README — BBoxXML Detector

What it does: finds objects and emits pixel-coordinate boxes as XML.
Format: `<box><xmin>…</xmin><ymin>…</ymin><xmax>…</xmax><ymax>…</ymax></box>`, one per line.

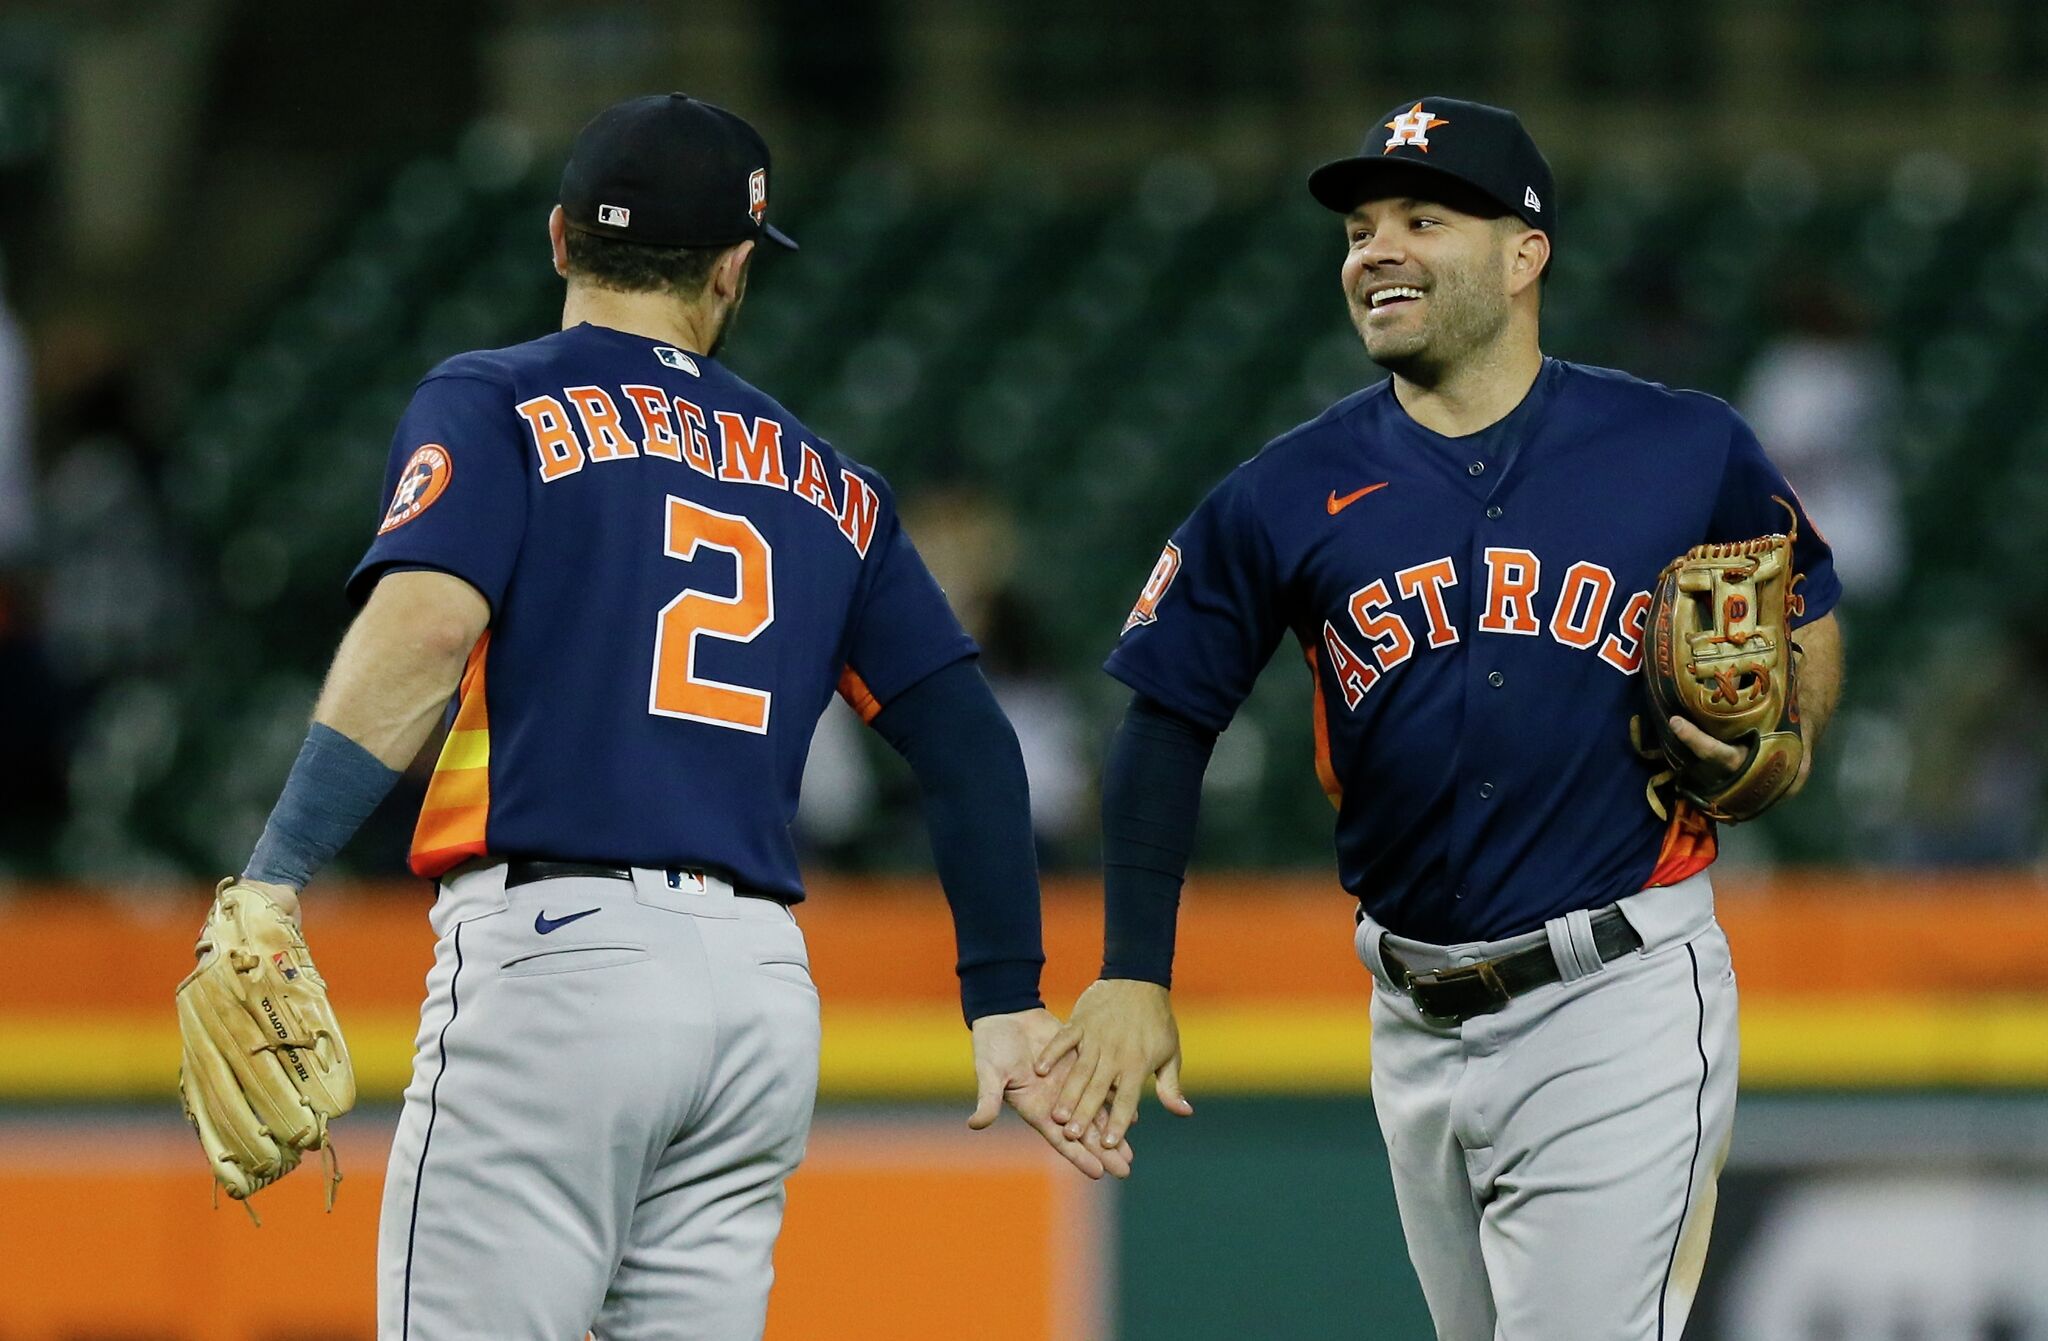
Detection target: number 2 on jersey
<box><xmin>650</xmin><ymin>496</ymin><xmax>774</xmax><ymax>732</ymax></box>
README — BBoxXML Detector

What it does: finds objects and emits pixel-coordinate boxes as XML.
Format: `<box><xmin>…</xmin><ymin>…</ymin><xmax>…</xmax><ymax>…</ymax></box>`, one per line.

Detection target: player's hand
<box><xmin>1664</xmin><ymin>716</ymin><xmax>1744</xmax><ymax>779</ymax></box>
<box><xmin>237</xmin><ymin>879</ymin><xmax>303</xmax><ymax>928</ymax></box>
<box><xmin>1034</xmin><ymin>978</ymin><xmax>1192</xmax><ymax>1153</ymax></box>
<box><xmin>969</xmin><ymin>1008</ymin><xmax>1133</xmax><ymax>1181</ymax></box>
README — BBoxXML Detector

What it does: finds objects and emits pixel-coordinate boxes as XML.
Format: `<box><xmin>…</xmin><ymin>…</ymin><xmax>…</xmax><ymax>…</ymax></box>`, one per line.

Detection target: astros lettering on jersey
<box><xmin>1107</xmin><ymin>358</ymin><xmax>1840</xmax><ymax>945</ymax></box>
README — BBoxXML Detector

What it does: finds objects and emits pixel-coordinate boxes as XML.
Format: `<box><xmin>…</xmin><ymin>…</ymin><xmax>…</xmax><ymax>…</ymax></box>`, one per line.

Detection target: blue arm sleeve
<box><xmin>243</xmin><ymin>723</ymin><xmax>403</xmax><ymax>889</ymax></box>
<box><xmin>869</xmin><ymin>659</ymin><xmax>1046</xmax><ymax>1025</ymax></box>
<box><xmin>1099</xmin><ymin>693</ymin><xmax>1218</xmax><ymax>987</ymax></box>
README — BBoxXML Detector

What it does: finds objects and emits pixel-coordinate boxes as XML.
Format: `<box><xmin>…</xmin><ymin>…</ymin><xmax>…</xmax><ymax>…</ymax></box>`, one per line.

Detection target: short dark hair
<box><xmin>563</xmin><ymin>228</ymin><xmax>730</xmax><ymax>299</ymax></box>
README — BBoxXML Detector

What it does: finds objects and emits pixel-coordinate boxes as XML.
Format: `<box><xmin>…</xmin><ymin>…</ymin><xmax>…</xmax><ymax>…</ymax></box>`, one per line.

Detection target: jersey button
<box><xmin>1486</xmin><ymin>505</ymin><xmax>1503</xmax><ymax>519</ymax></box>
<box><xmin>1468</xmin><ymin>461</ymin><xmax>1485</xmax><ymax>476</ymax></box>
<box><xmin>1487</xmin><ymin>670</ymin><xmax>1505</xmax><ymax>687</ymax></box>
<box><xmin>1478</xmin><ymin>782</ymin><xmax>1495</xmax><ymax>799</ymax></box>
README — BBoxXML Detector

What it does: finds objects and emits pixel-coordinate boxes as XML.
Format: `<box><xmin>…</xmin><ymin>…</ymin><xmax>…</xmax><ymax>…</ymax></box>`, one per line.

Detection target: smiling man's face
<box><xmin>1341</xmin><ymin>195</ymin><xmax>1530</xmax><ymax>383</ymax></box>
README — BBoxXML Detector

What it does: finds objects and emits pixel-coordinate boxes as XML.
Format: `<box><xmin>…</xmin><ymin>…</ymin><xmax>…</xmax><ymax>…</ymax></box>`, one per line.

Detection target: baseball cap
<box><xmin>560</xmin><ymin>93</ymin><xmax>798</xmax><ymax>252</ymax></box>
<box><xmin>1308</xmin><ymin>96</ymin><xmax>1555</xmax><ymax>242</ymax></box>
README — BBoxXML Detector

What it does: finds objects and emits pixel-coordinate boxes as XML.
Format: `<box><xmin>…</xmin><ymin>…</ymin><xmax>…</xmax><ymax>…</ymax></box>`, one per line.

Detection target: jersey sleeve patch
<box><xmin>1122</xmin><ymin>540</ymin><xmax>1183</xmax><ymax>634</ymax></box>
<box><xmin>378</xmin><ymin>444</ymin><xmax>454</xmax><ymax>534</ymax></box>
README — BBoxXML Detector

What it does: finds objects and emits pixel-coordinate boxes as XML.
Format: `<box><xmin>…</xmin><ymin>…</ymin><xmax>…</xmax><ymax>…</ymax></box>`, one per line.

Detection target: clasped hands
<box><xmin>969</xmin><ymin>979</ymin><xmax>1192</xmax><ymax>1181</ymax></box>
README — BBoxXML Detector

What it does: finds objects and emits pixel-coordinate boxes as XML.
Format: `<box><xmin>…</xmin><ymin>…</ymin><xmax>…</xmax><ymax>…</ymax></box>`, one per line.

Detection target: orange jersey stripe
<box><xmin>1644</xmin><ymin>800</ymin><xmax>1717</xmax><ymax>889</ymax></box>
<box><xmin>838</xmin><ymin>666</ymin><xmax>882</xmax><ymax>725</ymax></box>
<box><xmin>410</xmin><ymin>634</ymin><xmax>492</xmax><ymax>878</ymax></box>
<box><xmin>1299</xmin><ymin>641</ymin><xmax>1343</xmax><ymax>809</ymax></box>
<box><xmin>421</xmin><ymin>765</ymin><xmax>489</xmax><ymax>810</ymax></box>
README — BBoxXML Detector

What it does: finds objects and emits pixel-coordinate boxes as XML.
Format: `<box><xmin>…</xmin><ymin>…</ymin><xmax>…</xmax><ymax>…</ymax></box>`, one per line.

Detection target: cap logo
<box><xmin>1383</xmin><ymin>102</ymin><xmax>1449</xmax><ymax>154</ymax></box>
<box><xmin>748</xmin><ymin>168</ymin><xmax>767</xmax><ymax>225</ymax></box>
<box><xmin>1524</xmin><ymin>185</ymin><xmax>1541</xmax><ymax>212</ymax></box>
<box><xmin>598</xmin><ymin>204</ymin><xmax>631</xmax><ymax>228</ymax></box>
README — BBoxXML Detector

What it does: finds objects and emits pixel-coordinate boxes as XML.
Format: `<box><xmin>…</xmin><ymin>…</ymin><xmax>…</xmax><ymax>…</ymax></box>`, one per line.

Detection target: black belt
<box><xmin>1379</xmin><ymin>907</ymin><xmax>1642</xmax><ymax>1024</ymax></box>
<box><xmin>503</xmin><ymin>859</ymin><xmax>789</xmax><ymax>904</ymax></box>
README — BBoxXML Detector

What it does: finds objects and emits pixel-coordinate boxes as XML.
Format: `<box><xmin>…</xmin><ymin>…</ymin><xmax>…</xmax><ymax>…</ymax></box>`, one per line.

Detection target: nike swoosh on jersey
<box><xmin>534</xmin><ymin>907</ymin><xmax>602</xmax><ymax>934</ymax></box>
<box><xmin>1327</xmin><ymin>482</ymin><xmax>1391</xmax><ymax>514</ymax></box>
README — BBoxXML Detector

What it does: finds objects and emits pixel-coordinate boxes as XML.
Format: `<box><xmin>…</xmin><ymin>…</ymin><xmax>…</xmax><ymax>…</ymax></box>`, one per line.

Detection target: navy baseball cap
<box><xmin>560</xmin><ymin>94</ymin><xmax>798</xmax><ymax>252</ymax></box>
<box><xmin>1308</xmin><ymin>96</ymin><xmax>1555</xmax><ymax>241</ymax></box>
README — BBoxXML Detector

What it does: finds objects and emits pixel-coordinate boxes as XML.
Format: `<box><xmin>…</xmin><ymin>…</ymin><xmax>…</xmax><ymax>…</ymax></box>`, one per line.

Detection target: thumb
<box><xmin>967</xmin><ymin>1065</ymin><xmax>1004</xmax><ymax>1131</ymax></box>
<box><xmin>1155</xmin><ymin>1053</ymin><xmax>1194</xmax><ymax>1116</ymax></box>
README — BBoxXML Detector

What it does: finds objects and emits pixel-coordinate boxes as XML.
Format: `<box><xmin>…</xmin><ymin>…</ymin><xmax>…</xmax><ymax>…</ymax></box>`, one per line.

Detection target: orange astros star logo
<box><xmin>379</xmin><ymin>443</ymin><xmax>453</xmax><ymax>534</ymax></box>
<box><xmin>1384</xmin><ymin>103</ymin><xmax>1449</xmax><ymax>154</ymax></box>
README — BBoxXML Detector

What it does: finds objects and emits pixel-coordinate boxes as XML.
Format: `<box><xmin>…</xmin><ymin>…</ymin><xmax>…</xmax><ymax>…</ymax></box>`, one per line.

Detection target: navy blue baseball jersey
<box><xmin>1106</xmin><ymin>358</ymin><xmax>1840</xmax><ymax>943</ymax></box>
<box><xmin>348</xmin><ymin>322</ymin><xmax>976</xmax><ymax>893</ymax></box>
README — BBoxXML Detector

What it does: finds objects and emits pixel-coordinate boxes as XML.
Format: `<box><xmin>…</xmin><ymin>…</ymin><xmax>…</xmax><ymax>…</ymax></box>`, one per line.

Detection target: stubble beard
<box><xmin>1354</xmin><ymin>254</ymin><xmax>1511</xmax><ymax>389</ymax></box>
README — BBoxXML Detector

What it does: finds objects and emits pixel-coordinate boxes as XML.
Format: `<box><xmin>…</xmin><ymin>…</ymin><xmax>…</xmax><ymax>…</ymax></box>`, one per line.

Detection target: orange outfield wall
<box><xmin>3</xmin><ymin>870</ymin><xmax>2047</xmax><ymax>1101</ymax></box>
<box><xmin>0</xmin><ymin>1117</ymin><xmax>1108</xmax><ymax>1341</ymax></box>
<box><xmin>4</xmin><ymin>870</ymin><xmax>2047</xmax><ymax>1015</ymax></box>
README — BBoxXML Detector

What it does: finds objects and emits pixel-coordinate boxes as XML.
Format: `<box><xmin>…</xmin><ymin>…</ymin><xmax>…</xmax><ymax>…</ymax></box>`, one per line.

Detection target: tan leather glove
<box><xmin>1636</xmin><ymin>523</ymin><xmax>1805</xmax><ymax>823</ymax></box>
<box><xmin>175</xmin><ymin>879</ymin><xmax>355</xmax><ymax>1210</ymax></box>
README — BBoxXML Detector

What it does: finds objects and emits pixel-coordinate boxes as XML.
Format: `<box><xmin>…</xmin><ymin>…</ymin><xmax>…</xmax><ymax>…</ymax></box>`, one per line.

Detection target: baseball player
<box><xmin>175</xmin><ymin>94</ymin><xmax>1129</xmax><ymax>1341</ymax></box>
<box><xmin>1038</xmin><ymin>97</ymin><xmax>1844</xmax><ymax>1338</ymax></box>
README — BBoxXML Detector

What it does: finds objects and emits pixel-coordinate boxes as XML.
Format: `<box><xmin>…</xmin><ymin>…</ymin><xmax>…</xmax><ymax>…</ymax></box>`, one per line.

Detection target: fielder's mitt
<box><xmin>1634</xmin><ymin>513</ymin><xmax>1805</xmax><ymax>824</ymax></box>
<box><xmin>176</xmin><ymin>879</ymin><xmax>355</xmax><ymax>1212</ymax></box>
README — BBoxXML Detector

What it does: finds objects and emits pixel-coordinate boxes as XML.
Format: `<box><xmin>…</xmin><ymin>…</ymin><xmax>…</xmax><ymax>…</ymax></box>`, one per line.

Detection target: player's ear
<box><xmin>1507</xmin><ymin>227</ymin><xmax>1549</xmax><ymax>299</ymax></box>
<box><xmin>714</xmin><ymin>240</ymin><xmax>756</xmax><ymax>300</ymax></box>
<box><xmin>548</xmin><ymin>206</ymin><xmax>570</xmax><ymax>280</ymax></box>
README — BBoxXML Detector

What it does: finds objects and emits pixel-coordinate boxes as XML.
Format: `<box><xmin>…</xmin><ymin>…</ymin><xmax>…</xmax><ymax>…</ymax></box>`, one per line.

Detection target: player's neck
<box><xmin>1392</xmin><ymin>334</ymin><xmax>1544</xmax><ymax>439</ymax></box>
<box><xmin>560</xmin><ymin>287</ymin><xmax>719</xmax><ymax>356</ymax></box>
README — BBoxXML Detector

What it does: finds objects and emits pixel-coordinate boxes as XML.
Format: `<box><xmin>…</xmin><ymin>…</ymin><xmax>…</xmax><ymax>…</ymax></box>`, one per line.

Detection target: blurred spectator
<box><xmin>34</xmin><ymin>322</ymin><xmax>195</xmax><ymax>689</ymax></box>
<box><xmin>1737</xmin><ymin>272</ymin><xmax>1905</xmax><ymax>603</ymax></box>
<box><xmin>0</xmin><ymin>268</ymin><xmax>30</xmax><ymax>564</ymax></box>
<box><xmin>901</xmin><ymin>488</ymin><xmax>1092</xmax><ymax>863</ymax></box>
<box><xmin>0</xmin><ymin>270</ymin><xmax>67</xmax><ymax>874</ymax></box>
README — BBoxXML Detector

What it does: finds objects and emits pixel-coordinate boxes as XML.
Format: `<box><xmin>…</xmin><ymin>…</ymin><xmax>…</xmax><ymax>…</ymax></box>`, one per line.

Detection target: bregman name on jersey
<box><xmin>512</xmin><ymin>383</ymin><xmax>880</xmax><ymax>558</ymax></box>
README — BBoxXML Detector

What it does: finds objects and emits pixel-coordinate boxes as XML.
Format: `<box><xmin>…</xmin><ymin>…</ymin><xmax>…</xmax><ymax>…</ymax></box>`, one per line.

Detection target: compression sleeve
<box><xmin>243</xmin><ymin>723</ymin><xmax>403</xmax><ymax>889</ymax></box>
<box><xmin>1099</xmin><ymin>693</ymin><xmax>1218</xmax><ymax>987</ymax></box>
<box><xmin>869</xmin><ymin>659</ymin><xmax>1046</xmax><ymax>1025</ymax></box>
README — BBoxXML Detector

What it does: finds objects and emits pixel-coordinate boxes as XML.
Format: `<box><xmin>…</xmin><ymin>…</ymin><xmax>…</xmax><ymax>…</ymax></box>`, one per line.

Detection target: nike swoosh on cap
<box><xmin>534</xmin><ymin>907</ymin><xmax>602</xmax><ymax>934</ymax></box>
<box><xmin>1327</xmin><ymin>482</ymin><xmax>1391</xmax><ymax>515</ymax></box>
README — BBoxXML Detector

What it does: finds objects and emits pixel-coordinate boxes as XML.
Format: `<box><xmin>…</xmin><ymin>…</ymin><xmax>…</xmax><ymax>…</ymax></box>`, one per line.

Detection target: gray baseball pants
<box><xmin>1356</xmin><ymin>871</ymin><xmax>1737</xmax><ymax>1341</ymax></box>
<box><xmin>376</xmin><ymin>861</ymin><xmax>821</xmax><ymax>1340</ymax></box>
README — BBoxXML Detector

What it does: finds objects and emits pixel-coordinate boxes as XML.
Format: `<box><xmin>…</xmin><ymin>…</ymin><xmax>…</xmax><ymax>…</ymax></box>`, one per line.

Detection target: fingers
<box><xmin>1103</xmin><ymin>1075</ymin><xmax>1143</xmax><ymax>1149</ymax></box>
<box><xmin>1062</xmin><ymin>1059</ymin><xmax>1119</xmax><ymax>1143</ymax></box>
<box><xmin>1668</xmin><ymin>716</ymin><xmax>1744</xmax><ymax>771</ymax></box>
<box><xmin>1051</xmin><ymin>1049</ymin><xmax>1097</xmax><ymax>1128</ymax></box>
<box><xmin>1155</xmin><ymin>1053</ymin><xmax>1194</xmax><ymax>1117</ymax></box>
<box><xmin>1034</xmin><ymin>1022</ymin><xmax>1081</xmax><ymax>1077</ymax></box>
<box><xmin>1016</xmin><ymin>1103</ymin><xmax>1106</xmax><ymax>1179</ymax></box>
<box><xmin>1080</xmin><ymin>1116</ymin><xmax>1134</xmax><ymax>1178</ymax></box>
<box><xmin>966</xmin><ymin>1065</ymin><xmax>1004</xmax><ymax>1131</ymax></box>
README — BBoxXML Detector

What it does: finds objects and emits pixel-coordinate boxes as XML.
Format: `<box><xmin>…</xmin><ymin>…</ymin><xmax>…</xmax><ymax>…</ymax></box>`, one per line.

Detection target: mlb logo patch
<box><xmin>598</xmin><ymin>203</ymin><xmax>631</xmax><ymax>228</ymax></box>
<box><xmin>271</xmin><ymin>951</ymin><xmax>299</xmax><ymax>981</ymax></box>
<box><xmin>654</xmin><ymin>346</ymin><xmax>700</xmax><ymax>375</ymax></box>
<box><xmin>748</xmin><ymin>169</ymin><xmax>767</xmax><ymax>225</ymax></box>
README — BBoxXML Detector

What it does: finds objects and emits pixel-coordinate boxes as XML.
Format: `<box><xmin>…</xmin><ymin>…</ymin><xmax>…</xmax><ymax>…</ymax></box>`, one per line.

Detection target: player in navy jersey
<box><xmin>1038</xmin><ymin>98</ymin><xmax>1844</xmax><ymax>1337</ymax></box>
<box><xmin>220</xmin><ymin>94</ymin><xmax>1127</xmax><ymax>1340</ymax></box>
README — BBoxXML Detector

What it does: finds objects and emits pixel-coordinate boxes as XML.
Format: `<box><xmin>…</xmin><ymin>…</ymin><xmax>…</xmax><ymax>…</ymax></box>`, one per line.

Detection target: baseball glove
<box><xmin>1634</xmin><ymin>513</ymin><xmax>1806</xmax><ymax>824</ymax></box>
<box><xmin>176</xmin><ymin>879</ymin><xmax>355</xmax><ymax>1212</ymax></box>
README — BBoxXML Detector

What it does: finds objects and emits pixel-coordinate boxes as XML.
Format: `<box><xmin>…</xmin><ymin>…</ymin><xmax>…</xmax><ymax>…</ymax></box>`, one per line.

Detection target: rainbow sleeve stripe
<box><xmin>411</xmin><ymin>633</ymin><xmax>492</xmax><ymax>878</ymax></box>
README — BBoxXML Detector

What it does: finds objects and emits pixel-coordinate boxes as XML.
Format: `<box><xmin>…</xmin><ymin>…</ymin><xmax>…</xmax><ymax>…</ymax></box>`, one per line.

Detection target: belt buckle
<box><xmin>1405</xmin><ymin>959</ymin><xmax>1511</xmax><ymax>1024</ymax></box>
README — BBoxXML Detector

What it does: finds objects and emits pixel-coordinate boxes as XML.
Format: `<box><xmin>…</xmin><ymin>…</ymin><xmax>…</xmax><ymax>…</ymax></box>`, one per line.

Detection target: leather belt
<box><xmin>503</xmin><ymin>859</ymin><xmax>789</xmax><ymax>904</ymax></box>
<box><xmin>1379</xmin><ymin>907</ymin><xmax>1642</xmax><ymax>1024</ymax></box>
